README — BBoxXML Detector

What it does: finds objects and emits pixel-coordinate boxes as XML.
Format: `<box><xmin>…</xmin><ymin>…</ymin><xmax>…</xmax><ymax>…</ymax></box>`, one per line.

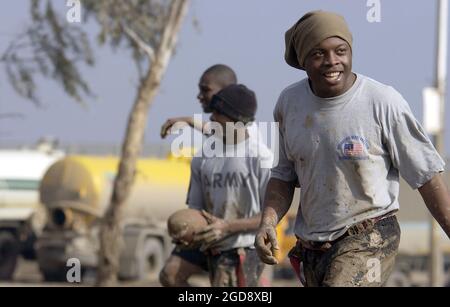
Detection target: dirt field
<box><xmin>0</xmin><ymin>258</ymin><xmax>298</xmax><ymax>287</ymax></box>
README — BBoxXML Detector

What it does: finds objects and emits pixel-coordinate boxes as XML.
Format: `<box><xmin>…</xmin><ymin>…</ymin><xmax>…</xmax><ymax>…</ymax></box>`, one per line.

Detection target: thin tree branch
<box><xmin>155</xmin><ymin>0</ymin><xmax>189</xmax><ymax>67</ymax></box>
<box><xmin>121</xmin><ymin>23</ymin><xmax>155</xmax><ymax>62</ymax></box>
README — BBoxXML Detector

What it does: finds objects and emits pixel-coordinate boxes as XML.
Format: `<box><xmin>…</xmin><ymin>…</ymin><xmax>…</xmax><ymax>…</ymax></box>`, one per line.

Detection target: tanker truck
<box><xmin>0</xmin><ymin>145</ymin><xmax>64</xmax><ymax>280</ymax></box>
<box><xmin>36</xmin><ymin>154</ymin><xmax>191</xmax><ymax>282</ymax></box>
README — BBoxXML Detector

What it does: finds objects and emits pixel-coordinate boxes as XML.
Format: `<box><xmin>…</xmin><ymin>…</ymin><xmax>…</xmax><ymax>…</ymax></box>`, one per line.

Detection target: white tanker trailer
<box><xmin>0</xmin><ymin>147</ymin><xmax>64</xmax><ymax>279</ymax></box>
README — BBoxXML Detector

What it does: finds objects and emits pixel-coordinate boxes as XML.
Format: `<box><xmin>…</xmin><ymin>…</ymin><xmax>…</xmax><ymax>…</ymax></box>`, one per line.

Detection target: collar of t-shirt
<box><xmin>306</xmin><ymin>73</ymin><xmax>363</xmax><ymax>108</ymax></box>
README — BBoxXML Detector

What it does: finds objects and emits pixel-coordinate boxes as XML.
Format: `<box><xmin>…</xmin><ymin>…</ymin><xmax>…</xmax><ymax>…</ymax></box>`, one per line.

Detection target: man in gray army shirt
<box><xmin>159</xmin><ymin>65</ymin><xmax>239</xmax><ymax>287</ymax></box>
<box><xmin>255</xmin><ymin>10</ymin><xmax>450</xmax><ymax>287</ymax></box>
<box><xmin>188</xmin><ymin>84</ymin><xmax>273</xmax><ymax>287</ymax></box>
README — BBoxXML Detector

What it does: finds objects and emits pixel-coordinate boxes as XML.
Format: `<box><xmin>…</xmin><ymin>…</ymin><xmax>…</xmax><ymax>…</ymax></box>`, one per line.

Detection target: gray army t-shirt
<box><xmin>187</xmin><ymin>133</ymin><xmax>273</xmax><ymax>252</ymax></box>
<box><xmin>271</xmin><ymin>74</ymin><xmax>445</xmax><ymax>242</ymax></box>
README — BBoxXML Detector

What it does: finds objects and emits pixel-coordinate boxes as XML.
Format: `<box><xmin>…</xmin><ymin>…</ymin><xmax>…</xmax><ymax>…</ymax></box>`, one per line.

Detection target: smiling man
<box><xmin>254</xmin><ymin>10</ymin><xmax>450</xmax><ymax>287</ymax></box>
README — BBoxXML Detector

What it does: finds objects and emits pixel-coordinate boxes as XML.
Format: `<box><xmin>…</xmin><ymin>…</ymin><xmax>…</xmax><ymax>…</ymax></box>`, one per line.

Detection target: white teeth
<box><xmin>325</xmin><ymin>72</ymin><xmax>340</xmax><ymax>77</ymax></box>
<box><xmin>324</xmin><ymin>72</ymin><xmax>341</xmax><ymax>80</ymax></box>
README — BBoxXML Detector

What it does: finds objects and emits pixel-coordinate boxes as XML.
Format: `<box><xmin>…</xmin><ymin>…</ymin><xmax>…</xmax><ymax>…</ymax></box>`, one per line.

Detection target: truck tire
<box><xmin>0</xmin><ymin>232</ymin><xmax>20</xmax><ymax>280</ymax></box>
<box><xmin>21</xmin><ymin>232</ymin><xmax>37</xmax><ymax>260</ymax></box>
<box><xmin>137</xmin><ymin>238</ymin><xmax>164</xmax><ymax>281</ymax></box>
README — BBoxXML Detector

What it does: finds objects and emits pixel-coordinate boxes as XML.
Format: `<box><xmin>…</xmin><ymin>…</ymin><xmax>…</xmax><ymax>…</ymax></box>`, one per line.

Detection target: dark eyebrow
<box><xmin>312</xmin><ymin>44</ymin><xmax>347</xmax><ymax>53</ymax></box>
<box><xmin>310</xmin><ymin>48</ymin><xmax>324</xmax><ymax>53</ymax></box>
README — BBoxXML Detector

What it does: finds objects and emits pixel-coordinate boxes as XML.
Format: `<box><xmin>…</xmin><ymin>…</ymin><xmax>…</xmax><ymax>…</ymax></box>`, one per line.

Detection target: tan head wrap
<box><xmin>285</xmin><ymin>11</ymin><xmax>353</xmax><ymax>70</ymax></box>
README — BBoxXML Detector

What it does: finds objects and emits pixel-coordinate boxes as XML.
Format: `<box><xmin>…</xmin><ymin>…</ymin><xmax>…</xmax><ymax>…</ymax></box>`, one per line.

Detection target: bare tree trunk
<box><xmin>96</xmin><ymin>0</ymin><xmax>189</xmax><ymax>287</ymax></box>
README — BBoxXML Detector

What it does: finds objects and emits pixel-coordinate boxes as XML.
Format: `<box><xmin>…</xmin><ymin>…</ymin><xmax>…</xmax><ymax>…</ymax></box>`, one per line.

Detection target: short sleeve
<box><xmin>380</xmin><ymin>87</ymin><xmax>445</xmax><ymax>189</ymax></box>
<box><xmin>270</xmin><ymin>94</ymin><xmax>298</xmax><ymax>183</ymax></box>
<box><xmin>186</xmin><ymin>157</ymin><xmax>205</xmax><ymax>209</ymax></box>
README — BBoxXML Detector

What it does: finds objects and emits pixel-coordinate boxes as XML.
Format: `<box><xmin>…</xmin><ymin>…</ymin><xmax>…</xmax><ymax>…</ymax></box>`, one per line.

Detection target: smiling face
<box><xmin>304</xmin><ymin>36</ymin><xmax>356</xmax><ymax>98</ymax></box>
<box><xmin>197</xmin><ymin>73</ymin><xmax>223</xmax><ymax>113</ymax></box>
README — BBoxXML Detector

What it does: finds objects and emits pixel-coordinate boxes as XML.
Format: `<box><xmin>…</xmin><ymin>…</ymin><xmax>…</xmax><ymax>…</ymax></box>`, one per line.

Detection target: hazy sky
<box><xmin>1</xmin><ymin>0</ymin><xmax>449</xmax><ymax>155</ymax></box>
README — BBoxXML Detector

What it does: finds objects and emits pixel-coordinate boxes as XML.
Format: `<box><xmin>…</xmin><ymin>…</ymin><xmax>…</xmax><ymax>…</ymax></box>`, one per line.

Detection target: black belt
<box><xmin>299</xmin><ymin>212</ymin><xmax>397</xmax><ymax>252</ymax></box>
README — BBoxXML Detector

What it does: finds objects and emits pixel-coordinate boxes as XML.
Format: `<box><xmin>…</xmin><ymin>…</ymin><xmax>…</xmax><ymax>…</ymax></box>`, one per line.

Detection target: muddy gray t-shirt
<box><xmin>271</xmin><ymin>74</ymin><xmax>445</xmax><ymax>242</ymax></box>
<box><xmin>187</xmin><ymin>134</ymin><xmax>273</xmax><ymax>251</ymax></box>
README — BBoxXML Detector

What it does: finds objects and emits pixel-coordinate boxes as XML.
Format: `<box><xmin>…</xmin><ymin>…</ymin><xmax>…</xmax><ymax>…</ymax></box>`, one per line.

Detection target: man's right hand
<box><xmin>254</xmin><ymin>224</ymin><xmax>279</xmax><ymax>265</ymax></box>
<box><xmin>160</xmin><ymin>117</ymin><xmax>192</xmax><ymax>138</ymax></box>
<box><xmin>161</xmin><ymin>118</ymin><xmax>180</xmax><ymax>138</ymax></box>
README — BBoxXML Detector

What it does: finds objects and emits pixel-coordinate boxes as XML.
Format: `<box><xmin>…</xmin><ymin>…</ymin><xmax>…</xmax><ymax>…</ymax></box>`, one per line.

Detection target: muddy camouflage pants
<box><xmin>289</xmin><ymin>215</ymin><xmax>401</xmax><ymax>287</ymax></box>
<box><xmin>207</xmin><ymin>248</ymin><xmax>264</xmax><ymax>287</ymax></box>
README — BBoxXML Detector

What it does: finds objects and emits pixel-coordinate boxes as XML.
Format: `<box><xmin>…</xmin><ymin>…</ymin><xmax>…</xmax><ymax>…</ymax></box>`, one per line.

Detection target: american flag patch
<box><xmin>344</xmin><ymin>142</ymin><xmax>364</xmax><ymax>156</ymax></box>
<box><xmin>338</xmin><ymin>136</ymin><xmax>369</xmax><ymax>160</ymax></box>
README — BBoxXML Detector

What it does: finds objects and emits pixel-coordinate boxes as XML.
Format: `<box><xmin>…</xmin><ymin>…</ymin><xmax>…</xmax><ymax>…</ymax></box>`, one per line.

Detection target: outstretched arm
<box><xmin>255</xmin><ymin>178</ymin><xmax>296</xmax><ymax>265</ymax></box>
<box><xmin>419</xmin><ymin>174</ymin><xmax>450</xmax><ymax>238</ymax></box>
<box><xmin>160</xmin><ymin>116</ymin><xmax>206</xmax><ymax>138</ymax></box>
